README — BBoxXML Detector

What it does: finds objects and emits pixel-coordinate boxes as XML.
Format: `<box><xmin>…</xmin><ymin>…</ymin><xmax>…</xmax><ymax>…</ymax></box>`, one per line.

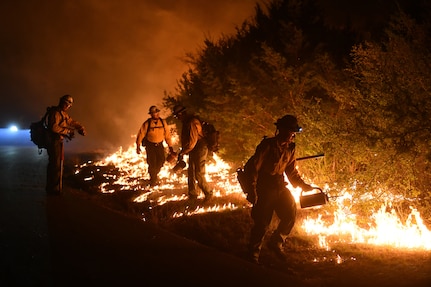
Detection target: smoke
<box><xmin>0</xmin><ymin>0</ymin><xmax>263</xmax><ymax>153</ymax></box>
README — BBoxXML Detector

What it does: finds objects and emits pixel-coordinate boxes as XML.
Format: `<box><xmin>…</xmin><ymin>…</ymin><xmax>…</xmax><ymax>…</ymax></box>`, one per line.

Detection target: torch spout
<box><xmin>296</xmin><ymin>153</ymin><xmax>325</xmax><ymax>161</ymax></box>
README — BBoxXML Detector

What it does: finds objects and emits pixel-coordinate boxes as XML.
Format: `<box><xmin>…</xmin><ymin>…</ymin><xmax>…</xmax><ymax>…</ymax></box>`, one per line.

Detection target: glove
<box><xmin>65</xmin><ymin>130</ymin><xmax>75</xmax><ymax>140</ymax></box>
<box><xmin>78</xmin><ymin>127</ymin><xmax>86</xmax><ymax>136</ymax></box>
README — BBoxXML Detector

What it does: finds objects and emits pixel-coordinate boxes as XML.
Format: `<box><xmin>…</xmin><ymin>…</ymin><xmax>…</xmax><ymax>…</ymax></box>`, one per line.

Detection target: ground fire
<box><xmin>74</xmin><ymin>145</ymin><xmax>431</xmax><ymax>252</ymax></box>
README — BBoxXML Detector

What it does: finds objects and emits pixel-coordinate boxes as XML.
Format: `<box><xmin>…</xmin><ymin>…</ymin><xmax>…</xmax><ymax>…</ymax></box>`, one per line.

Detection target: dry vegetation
<box><xmin>65</xmin><ymin>154</ymin><xmax>431</xmax><ymax>287</ymax></box>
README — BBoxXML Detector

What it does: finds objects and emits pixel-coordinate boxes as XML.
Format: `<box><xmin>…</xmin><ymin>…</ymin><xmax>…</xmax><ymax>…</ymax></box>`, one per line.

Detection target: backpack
<box><xmin>29</xmin><ymin>107</ymin><xmax>51</xmax><ymax>150</ymax></box>
<box><xmin>237</xmin><ymin>156</ymin><xmax>256</xmax><ymax>203</ymax></box>
<box><xmin>201</xmin><ymin>121</ymin><xmax>220</xmax><ymax>153</ymax></box>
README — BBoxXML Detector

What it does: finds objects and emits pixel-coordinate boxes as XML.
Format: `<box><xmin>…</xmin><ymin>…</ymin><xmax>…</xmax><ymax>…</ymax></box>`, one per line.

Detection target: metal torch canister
<box><xmin>172</xmin><ymin>160</ymin><xmax>187</xmax><ymax>173</ymax></box>
<box><xmin>299</xmin><ymin>188</ymin><xmax>329</xmax><ymax>208</ymax></box>
<box><xmin>166</xmin><ymin>151</ymin><xmax>178</xmax><ymax>164</ymax></box>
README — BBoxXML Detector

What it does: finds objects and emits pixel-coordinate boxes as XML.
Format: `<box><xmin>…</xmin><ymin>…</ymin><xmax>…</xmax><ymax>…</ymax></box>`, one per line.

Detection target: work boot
<box><xmin>268</xmin><ymin>232</ymin><xmax>287</xmax><ymax>261</ymax></box>
<box><xmin>248</xmin><ymin>251</ymin><xmax>260</xmax><ymax>264</ymax></box>
<box><xmin>149</xmin><ymin>176</ymin><xmax>159</xmax><ymax>187</ymax></box>
<box><xmin>248</xmin><ymin>244</ymin><xmax>261</xmax><ymax>264</ymax></box>
<box><xmin>203</xmin><ymin>191</ymin><xmax>213</xmax><ymax>202</ymax></box>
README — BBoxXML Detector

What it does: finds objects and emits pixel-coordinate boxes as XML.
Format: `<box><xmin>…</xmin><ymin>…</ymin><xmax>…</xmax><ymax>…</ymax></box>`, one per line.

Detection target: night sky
<box><xmin>0</xmin><ymin>0</ymin><xmax>262</xmax><ymax>152</ymax></box>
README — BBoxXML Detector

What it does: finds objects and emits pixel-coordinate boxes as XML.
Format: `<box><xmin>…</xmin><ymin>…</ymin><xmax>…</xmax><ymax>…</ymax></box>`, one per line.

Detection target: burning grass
<box><xmin>65</xmin><ymin>147</ymin><xmax>431</xmax><ymax>286</ymax></box>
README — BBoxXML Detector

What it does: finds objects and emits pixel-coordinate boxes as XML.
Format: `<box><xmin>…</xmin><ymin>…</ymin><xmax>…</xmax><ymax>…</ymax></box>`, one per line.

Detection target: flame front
<box><xmin>77</xmin><ymin>145</ymin><xmax>247</xmax><ymax>216</ymax></box>
<box><xmin>76</xmin><ymin>145</ymin><xmax>431</xmax><ymax>251</ymax></box>
<box><xmin>302</xmin><ymin>195</ymin><xmax>431</xmax><ymax>250</ymax></box>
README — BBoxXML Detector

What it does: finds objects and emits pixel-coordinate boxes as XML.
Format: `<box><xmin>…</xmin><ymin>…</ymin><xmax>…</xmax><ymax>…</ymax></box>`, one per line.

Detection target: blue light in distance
<box><xmin>9</xmin><ymin>125</ymin><xmax>19</xmax><ymax>132</ymax></box>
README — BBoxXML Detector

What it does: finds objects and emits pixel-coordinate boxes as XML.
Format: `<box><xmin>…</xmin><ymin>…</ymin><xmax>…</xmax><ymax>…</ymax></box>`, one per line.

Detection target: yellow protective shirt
<box><xmin>136</xmin><ymin>118</ymin><xmax>173</xmax><ymax>147</ymax></box>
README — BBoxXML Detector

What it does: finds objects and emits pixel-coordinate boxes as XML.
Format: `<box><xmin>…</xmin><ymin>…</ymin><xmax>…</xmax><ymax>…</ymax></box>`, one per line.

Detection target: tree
<box><xmin>346</xmin><ymin>11</ymin><xmax>431</xmax><ymax>208</ymax></box>
<box><xmin>163</xmin><ymin>0</ymin><xmax>431</xmax><ymax>217</ymax></box>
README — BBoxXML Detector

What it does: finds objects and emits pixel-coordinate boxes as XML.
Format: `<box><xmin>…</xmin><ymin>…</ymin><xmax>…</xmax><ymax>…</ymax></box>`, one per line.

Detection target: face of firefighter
<box><xmin>150</xmin><ymin>111</ymin><xmax>160</xmax><ymax>120</ymax></box>
<box><xmin>174</xmin><ymin>111</ymin><xmax>184</xmax><ymax>120</ymax></box>
<box><xmin>60</xmin><ymin>100</ymin><xmax>72</xmax><ymax>111</ymax></box>
<box><xmin>277</xmin><ymin>128</ymin><xmax>296</xmax><ymax>144</ymax></box>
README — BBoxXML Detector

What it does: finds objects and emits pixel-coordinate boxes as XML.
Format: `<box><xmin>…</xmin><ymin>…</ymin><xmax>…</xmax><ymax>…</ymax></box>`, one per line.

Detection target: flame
<box><xmin>75</xmin><ymin>145</ymin><xmax>431</xmax><ymax>251</ymax></box>
<box><xmin>76</xmin><ymin>145</ymin><xmax>247</xmax><ymax>214</ymax></box>
<box><xmin>302</xmin><ymin>191</ymin><xmax>431</xmax><ymax>250</ymax></box>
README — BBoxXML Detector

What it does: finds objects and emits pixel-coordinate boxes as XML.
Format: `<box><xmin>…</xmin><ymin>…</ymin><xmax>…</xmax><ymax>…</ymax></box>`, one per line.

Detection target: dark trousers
<box><xmin>249</xmin><ymin>175</ymin><xmax>297</xmax><ymax>253</ymax></box>
<box><xmin>145</xmin><ymin>141</ymin><xmax>165</xmax><ymax>184</ymax></box>
<box><xmin>46</xmin><ymin>137</ymin><xmax>64</xmax><ymax>194</ymax></box>
<box><xmin>187</xmin><ymin>139</ymin><xmax>211</xmax><ymax>197</ymax></box>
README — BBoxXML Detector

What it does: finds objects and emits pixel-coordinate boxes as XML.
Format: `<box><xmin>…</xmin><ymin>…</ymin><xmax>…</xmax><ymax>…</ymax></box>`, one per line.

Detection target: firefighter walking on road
<box><xmin>46</xmin><ymin>95</ymin><xmax>86</xmax><ymax>195</ymax></box>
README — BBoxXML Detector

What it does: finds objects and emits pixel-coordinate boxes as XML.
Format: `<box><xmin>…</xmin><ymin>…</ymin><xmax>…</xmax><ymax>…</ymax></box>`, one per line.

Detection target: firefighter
<box><xmin>245</xmin><ymin>114</ymin><xmax>315</xmax><ymax>263</ymax></box>
<box><xmin>172</xmin><ymin>104</ymin><xmax>213</xmax><ymax>201</ymax></box>
<box><xmin>46</xmin><ymin>95</ymin><xmax>86</xmax><ymax>195</ymax></box>
<box><xmin>136</xmin><ymin>105</ymin><xmax>174</xmax><ymax>186</ymax></box>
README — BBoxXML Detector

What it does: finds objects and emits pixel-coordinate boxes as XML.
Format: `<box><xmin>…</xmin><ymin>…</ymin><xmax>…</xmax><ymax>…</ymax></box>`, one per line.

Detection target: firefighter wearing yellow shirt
<box><xmin>136</xmin><ymin>106</ymin><xmax>173</xmax><ymax>186</ymax></box>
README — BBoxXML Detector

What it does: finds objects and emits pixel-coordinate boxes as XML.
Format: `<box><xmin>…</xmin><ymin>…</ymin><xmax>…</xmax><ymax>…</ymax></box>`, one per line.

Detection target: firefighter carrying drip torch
<box><xmin>243</xmin><ymin>114</ymin><xmax>321</xmax><ymax>263</ymax></box>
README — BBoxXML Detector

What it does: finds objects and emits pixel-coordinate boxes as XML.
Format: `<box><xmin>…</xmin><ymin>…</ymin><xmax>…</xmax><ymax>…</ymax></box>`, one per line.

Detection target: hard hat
<box><xmin>172</xmin><ymin>104</ymin><xmax>186</xmax><ymax>116</ymax></box>
<box><xmin>60</xmin><ymin>95</ymin><xmax>73</xmax><ymax>106</ymax></box>
<box><xmin>275</xmin><ymin>115</ymin><xmax>302</xmax><ymax>132</ymax></box>
<box><xmin>148</xmin><ymin>105</ymin><xmax>160</xmax><ymax>114</ymax></box>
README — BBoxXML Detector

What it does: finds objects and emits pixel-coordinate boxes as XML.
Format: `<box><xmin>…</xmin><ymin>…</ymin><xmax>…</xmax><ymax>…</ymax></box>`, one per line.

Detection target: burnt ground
<box><xmin>1</xmin><ymin>145</ymin><xmax>431</xmax><ymax>287</ymax></box>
